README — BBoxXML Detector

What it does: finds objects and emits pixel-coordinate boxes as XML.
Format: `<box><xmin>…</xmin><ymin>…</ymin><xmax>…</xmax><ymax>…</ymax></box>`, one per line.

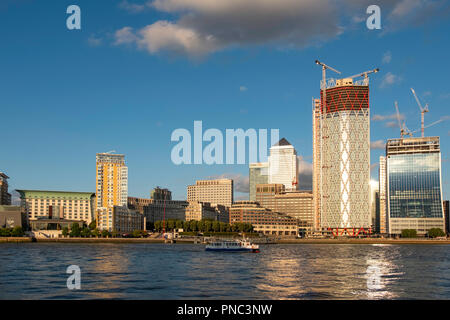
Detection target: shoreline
<box><xmin>2</xmin><ymin>237</ymin><xmax>450</xmax><ymax>245</ymax></box>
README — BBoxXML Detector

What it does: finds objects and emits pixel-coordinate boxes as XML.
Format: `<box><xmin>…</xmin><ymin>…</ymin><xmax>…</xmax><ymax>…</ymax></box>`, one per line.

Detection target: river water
<box><xmin>1</xmin><ymin>243</ymin><xmax>450</xmax><ymax>299</ymax></box>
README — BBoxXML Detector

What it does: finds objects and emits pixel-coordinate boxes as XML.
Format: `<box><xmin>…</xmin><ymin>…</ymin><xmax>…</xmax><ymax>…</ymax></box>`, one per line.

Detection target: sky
<box><xmin>1</xmin><ymin>0</ymin><xmax>450</xmax><ymax>202</ymax></box>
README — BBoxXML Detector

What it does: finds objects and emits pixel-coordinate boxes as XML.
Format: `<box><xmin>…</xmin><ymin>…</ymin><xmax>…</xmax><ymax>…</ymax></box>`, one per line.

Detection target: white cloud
<box><xmin>370</xmin><ymin>163</ymin><xmax>379</xmax><ymax>172</ymax></box>
<box><xmin>380</xmin><ymin>72</ymin><xmax>401</xmax><ymax>88</ymax></box>
<box><xmin>208</xmin><ymin>173</ymin><xmax>249</xmax><ymax>193</ymax></box>
<box><xmin>239</xmin><ymin>86</ymin><xmax>248</xmax><ymax>92</ymax></box>
<box><xmin>297</xmin><ymin>156</ymin><xmax>313</xmax><ymax>190</ymax></box>
<box><xmin>87</xmin><ymin>35</ymin><xmax>102</xmax><ymax>47</ymax></box>
<box><xmin>371</xmin><ymin>140</ymin><xmax>385</xmax><ymax>150</ymax></box>
<box><xmin>118</xmin><ymin>0</ymin><xmax>148</xmax><ymax>13</ymax></box>
<box><xmin>372</xmin><ymin>113</ymin><xmax>404</xmax><ymax>122</ymax></box>
<box><xmin>115</xmin><ymin>1</ymin><xmax>449</xmax><ymax>57</ymax></box>
<box><xmin>382</xmin><ymin>51</ymin><xmax>392</xmax><ymax>64</ymax></box>
<box><xmin>114</xmin><ymin>27</ymin><xmax>139</xmax><ymax>45</ymax></box>
<box><xmin>115</xmin><ymin>0</ymin><xmax>341</xmax><ymax>57</ymax></box>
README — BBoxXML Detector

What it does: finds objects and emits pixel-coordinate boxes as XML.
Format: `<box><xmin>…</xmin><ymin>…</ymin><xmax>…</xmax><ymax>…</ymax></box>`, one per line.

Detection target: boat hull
<box><xmin>205</xmin><ymin>247</ymin><xmax>259</xmax><ymax>252</ymax></box>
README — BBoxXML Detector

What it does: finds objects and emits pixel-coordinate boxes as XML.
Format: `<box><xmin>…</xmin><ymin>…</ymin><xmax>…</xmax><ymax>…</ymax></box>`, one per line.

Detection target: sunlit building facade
<box><xmin>187</xmin><ymin>179</ymin><xmax>233</xmax><ymax>207</ymax></box>
<box><xmin>249</xmin><ymin>162</ymin><xmax>269</xmax><ymax>201</ymax></box>
<box><xmin>268</xmin><ymin>138</ymin><xmax>298</xmax><ymax>191</ymax></box>
<box><xmin>379</xmin><ymin>156</ymin><xmax>387</xmax><ymax>234</ymax></box>
<box><xmin>318</xmin><ymin>78</ymin><xmax>371</xmax><ymax>233</ymax></box>
<box><xmin>96</xmin><ymin>153</ymin><xmax>128</xmax><ymax>230</ymax></box>
<box><xmin>386</xmin><ymin>137</ymin><xmax>445</xmax><ymax>235</ymax></box>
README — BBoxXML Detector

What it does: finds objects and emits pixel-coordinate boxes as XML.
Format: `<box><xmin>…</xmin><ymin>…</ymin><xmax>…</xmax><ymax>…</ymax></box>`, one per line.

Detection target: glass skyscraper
<box><xmin>249</xmin><ymin>162</ymin><xmax>269</xmax><ymax>201</ymax></box>
<box><xmin>386</xmin><ymin>137</ymin><xmax>445</xmax><ymax>235</ymax></box>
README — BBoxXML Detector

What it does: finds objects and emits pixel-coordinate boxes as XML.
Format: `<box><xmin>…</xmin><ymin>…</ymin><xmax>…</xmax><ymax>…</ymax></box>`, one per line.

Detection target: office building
<box><xmin>143</xmin><ymin>199</ymin><xmax>188</xmax><ymax>226</ymax></box>
<box><xmin>0</xmin><ymin>172</ymin><xmax>11</xmax><ymax>205</ymax></box>
<box><xmin>95</xmin><ymin>153</ymin><xmax>128</xmax><ymax>229</ymax></box>
<box><xmin>16</xmin><ymin>190</ymin><xmax>95</xmax><ymax>224</ymax></box>
<box><xmin>97</xmin><ymin>205</ymin><xmax>144</xmax><ymax>233</ymax></box>
<box><xmin>249</xmin><ymin>162</ymin><xmax>269</xmax><ymax>201</ymax></box>
<box><xmin>312</xmin><ymin>98</ymin><xmax>321</xmax><ymax>230</ymax></box>
<box><xmin>379</xmin><ymin>156</ymin><xmax>388</xmax><ymax>234</ymax></box>
<box><xmin>128</xmin><ymin>196</ymin><xmax>152</xmax><ymax>215</ymax></box>
<box><xmin>187</xmin><ymin>179</ymin><xmax>233</xmax><ymax>207</ymax></box>
<box><xmin>268</xmin><ymin>138</ymin><xmax>298</xmax><ymax>191</ymax></box>
<box><xmin>230</xmin><ymin>201</ymin><xmax>298</xmax><ymax>236</ymax></box>
<box><xmin>255</xmin><ymin>184</ymin><xmax>314</xmax><ymax>235</ymax></box>
<box><xmin>386</xmin><ymin>137</ymin><xmax>445</xmax><ymax>235</ymax></box>
<box><xmin>185</xmin><ymin>201</ymin><xmax>229</xmax><ymax>223</ymax></box>
<box><xmin>151</xmin><ymin>187</ymin><xmax>172</xmax><ymax>200</ymax></box>
<box><xmin>444</xmin><ymin>200</ymin><xmax>449</xmax><ymax>234</ymax></box>
<box><xmin>316</xmin><ymin>77</ymin><xmax>371</xmax><ymax>234</ymax></box>
<box><xmin>370</xmin><ymin>180</ymin><xmax>379</xmax><ymax>232</ymax></box>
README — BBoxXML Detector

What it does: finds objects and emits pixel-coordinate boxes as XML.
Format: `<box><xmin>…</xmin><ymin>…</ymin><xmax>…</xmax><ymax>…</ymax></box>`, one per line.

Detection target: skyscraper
<box><xmin>379</xmin><ymin>156</ymin><xmax>387</xmax><ymax>234</ymax></box>
<box><xmin>268</xmin><ymin>138</ymin><xmax>298</xmax><ymax>191</ymax></box>
<box><xmin>249</xmin><ymin>162</ymin><xmax>269</xmax><ymax>201</ymax></box>
<box><xmin>386</xmin><ymin>137</ymin><xmax>445</xmax><ymax>235</ymax></box>
<box><xmin>317</xmin><ymin>78</ymin><xmax>371</xmax><ymax>234</ymax></box>
<box><xmin>96</xmin><ymin>152</ymin><xmax>128</xmax><ymax>230</ymax></box>
<box><xmin>0</xmin><ymin>172</ymin><xmax>11</xmax><ymax>205</ymax></box>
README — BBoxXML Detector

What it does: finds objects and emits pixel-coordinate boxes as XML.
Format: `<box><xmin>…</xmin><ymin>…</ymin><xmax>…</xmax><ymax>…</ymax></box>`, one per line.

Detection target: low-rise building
<box><xmin>0</xmin><ymin>205</ymin><xmax>27</xmax><ymax>229</ymax></box>
<box><xmin>16</xmin><ymin>190</ymin><xmax>95</xmax><ymax>224</ymax></box>
<box><xmin>230</xmin><ymin>201</ymin><xmax>298</xmax><ymax>237</ymax></box>
<box><xmin>185</xmin><ymin>201</ymin><xmax>229</xmax><ymax>223</ymax></box>
<box><xmin>187</xmin><ymin>179</ymin><xmax>233</xmax><ymax>207</ymax></box>
<box><xmin>98</xmin><ymin>205</ymin><xmax>144</xmax><ymax>233</ymax></box>
<box><xmin>256</xmin><ymin>184</ymin><xmax>314</xmax><ymax>235</ymax></box>
<box><xmin>128</xmin><ymin>196</ymin><xmax>189</xmax><ymax>229</ymax></box>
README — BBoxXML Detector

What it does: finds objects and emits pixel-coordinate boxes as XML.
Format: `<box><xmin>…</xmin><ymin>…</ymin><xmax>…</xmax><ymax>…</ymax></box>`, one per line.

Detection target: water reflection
<box><xmin>2</xmin><ymin>243</ymin><xmax>450</xmax><ymax>299</ymax></box>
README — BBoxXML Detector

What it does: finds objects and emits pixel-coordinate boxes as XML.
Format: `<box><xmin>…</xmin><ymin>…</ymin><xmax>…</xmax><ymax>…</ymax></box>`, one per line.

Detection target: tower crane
<box><xmin>410</xmin><ymin>88</ymin><xmax>429</xmax><ymax>138</ymax></box>
<box><xmin>395</xmin><ymin>101</ymin><xmax>412</xmax><ymax>138</ymax></box>
<box><xmin>347</xmin><ymin>68</ymin><xmax>380</xmax><ymax>80</ymax></box>
<box><xmin>315</xmin><ymin>60</ymin><xmax>341</xmax><ymax>111</ymax></box>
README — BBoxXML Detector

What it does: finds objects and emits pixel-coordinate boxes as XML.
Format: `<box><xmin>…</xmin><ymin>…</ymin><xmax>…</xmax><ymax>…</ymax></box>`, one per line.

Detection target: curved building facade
<box><xmin>318</xmin><ymin>80</ymin><xmax>371</xmax><ymax>231</ymax></box>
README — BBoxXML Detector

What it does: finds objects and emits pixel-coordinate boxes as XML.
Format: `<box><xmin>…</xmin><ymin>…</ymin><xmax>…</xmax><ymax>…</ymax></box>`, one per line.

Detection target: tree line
<box><xmin>153</xmin><ymin>219</ymin><xmax>254</xmax><ymax>233</ymax></box>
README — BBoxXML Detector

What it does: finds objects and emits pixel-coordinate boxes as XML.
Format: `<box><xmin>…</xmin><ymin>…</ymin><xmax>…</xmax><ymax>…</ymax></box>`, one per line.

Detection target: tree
<box><xmin>81</xmin><ymin>227</ymin><xmax>91</xmax><ymax>238</ymax></box>
<box><xmin>401</xmin><ymin>229</ymin><xmax>417</xmax><ymax>238</ymax></box>
<box><xmin>92</xmin><ymin>228</ymin><xmax>100</xmax><ymax>238</ymax></box>
<box><xmin>183</xmin><ymin>220</ymin><xmax>190</xmax><ymax>231</ymax></box>
<box><xmin>167</xmin><ymin>220</ymin><xmax>175</xmax><ymax>231</ymax></box>
<box><xmin>70</xmin><ymin>223</ymin><xmax>81</xmax><ymax>237</ymax></box>
<box><xmin>428</xmin><ymin>228</ymin><xmax>446</xmax><ymax>238</ymax></box>
<box><xmin>204</xmin><ymin>220</ymin><xmax>212</xmax><ymax>232</ymax></box>
<box><xmin>101</xmin><ymin>230</ymin><xmax>110</xmax><ymax>238</ymax></box>
<box><xmin>10</xmin><ymin>226</ymin><xmax>24</xmax><ymax>237</ymax></box>
<box><xmin>176</xmin><ymin>220</ymin><xmax>183</xmax><ymax>229</ymax></box>
<box><xmin>190</xmin><ymin>220</ymin><xmax>198</xmax><ymax>232</ymax></box>
<box><xmin>212</xmin><ymin>221</ymin><xmax>220</xmax><ymax>232</ymax></box>
<box><xmin>154</xmin><ymin>221</ymin><xmax>161</xmax><ymax>232</ymax></box>
<box><xmin>88</xmin><ymin>220</ymin><xmax>97</xmax><ymax>230</ymax></box>
<box><xmin>62</xmin><ymin>227</ymin><xmax>69</xmax><ymax>237</ymax></box>
<box><xmin>0</xmin><ymin>228</ymin><xmax>11</xmax><ymax>237</ymax></box>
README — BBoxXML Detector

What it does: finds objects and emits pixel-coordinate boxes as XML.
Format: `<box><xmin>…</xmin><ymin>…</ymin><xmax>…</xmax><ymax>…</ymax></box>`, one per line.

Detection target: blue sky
<box><xmin>1</xmin><ymin>0</ymin><xmax>450</xmax><ymax>201</ymax></box>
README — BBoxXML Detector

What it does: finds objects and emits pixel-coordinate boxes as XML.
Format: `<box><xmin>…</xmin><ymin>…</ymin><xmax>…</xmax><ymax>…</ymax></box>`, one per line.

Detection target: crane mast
<box><xmin>411</xmin><ymin>88</ymin><xmax>429</xmax><ymax>138</ymax></box>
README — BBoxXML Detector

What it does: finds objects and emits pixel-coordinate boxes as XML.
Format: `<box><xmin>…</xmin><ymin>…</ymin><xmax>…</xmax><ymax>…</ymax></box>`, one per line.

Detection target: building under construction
<box><xmin>313</xmin><ymin>66</ymin><xmax>374</xmax><ymax>236</ymax></box>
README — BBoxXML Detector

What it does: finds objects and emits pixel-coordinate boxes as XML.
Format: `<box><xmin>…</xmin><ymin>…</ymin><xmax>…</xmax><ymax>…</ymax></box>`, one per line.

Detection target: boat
<box><xmin>205</xmin><ymin>239</ymin><xmax>260</xmax><ymax>252</ymax></box>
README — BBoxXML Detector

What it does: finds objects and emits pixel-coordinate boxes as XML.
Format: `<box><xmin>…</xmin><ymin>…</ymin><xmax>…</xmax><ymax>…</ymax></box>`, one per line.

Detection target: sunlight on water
<box><xmin>1</xmin><ymin>243</ymin><xmax>450</xmax><ymax>299</ymax></box>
